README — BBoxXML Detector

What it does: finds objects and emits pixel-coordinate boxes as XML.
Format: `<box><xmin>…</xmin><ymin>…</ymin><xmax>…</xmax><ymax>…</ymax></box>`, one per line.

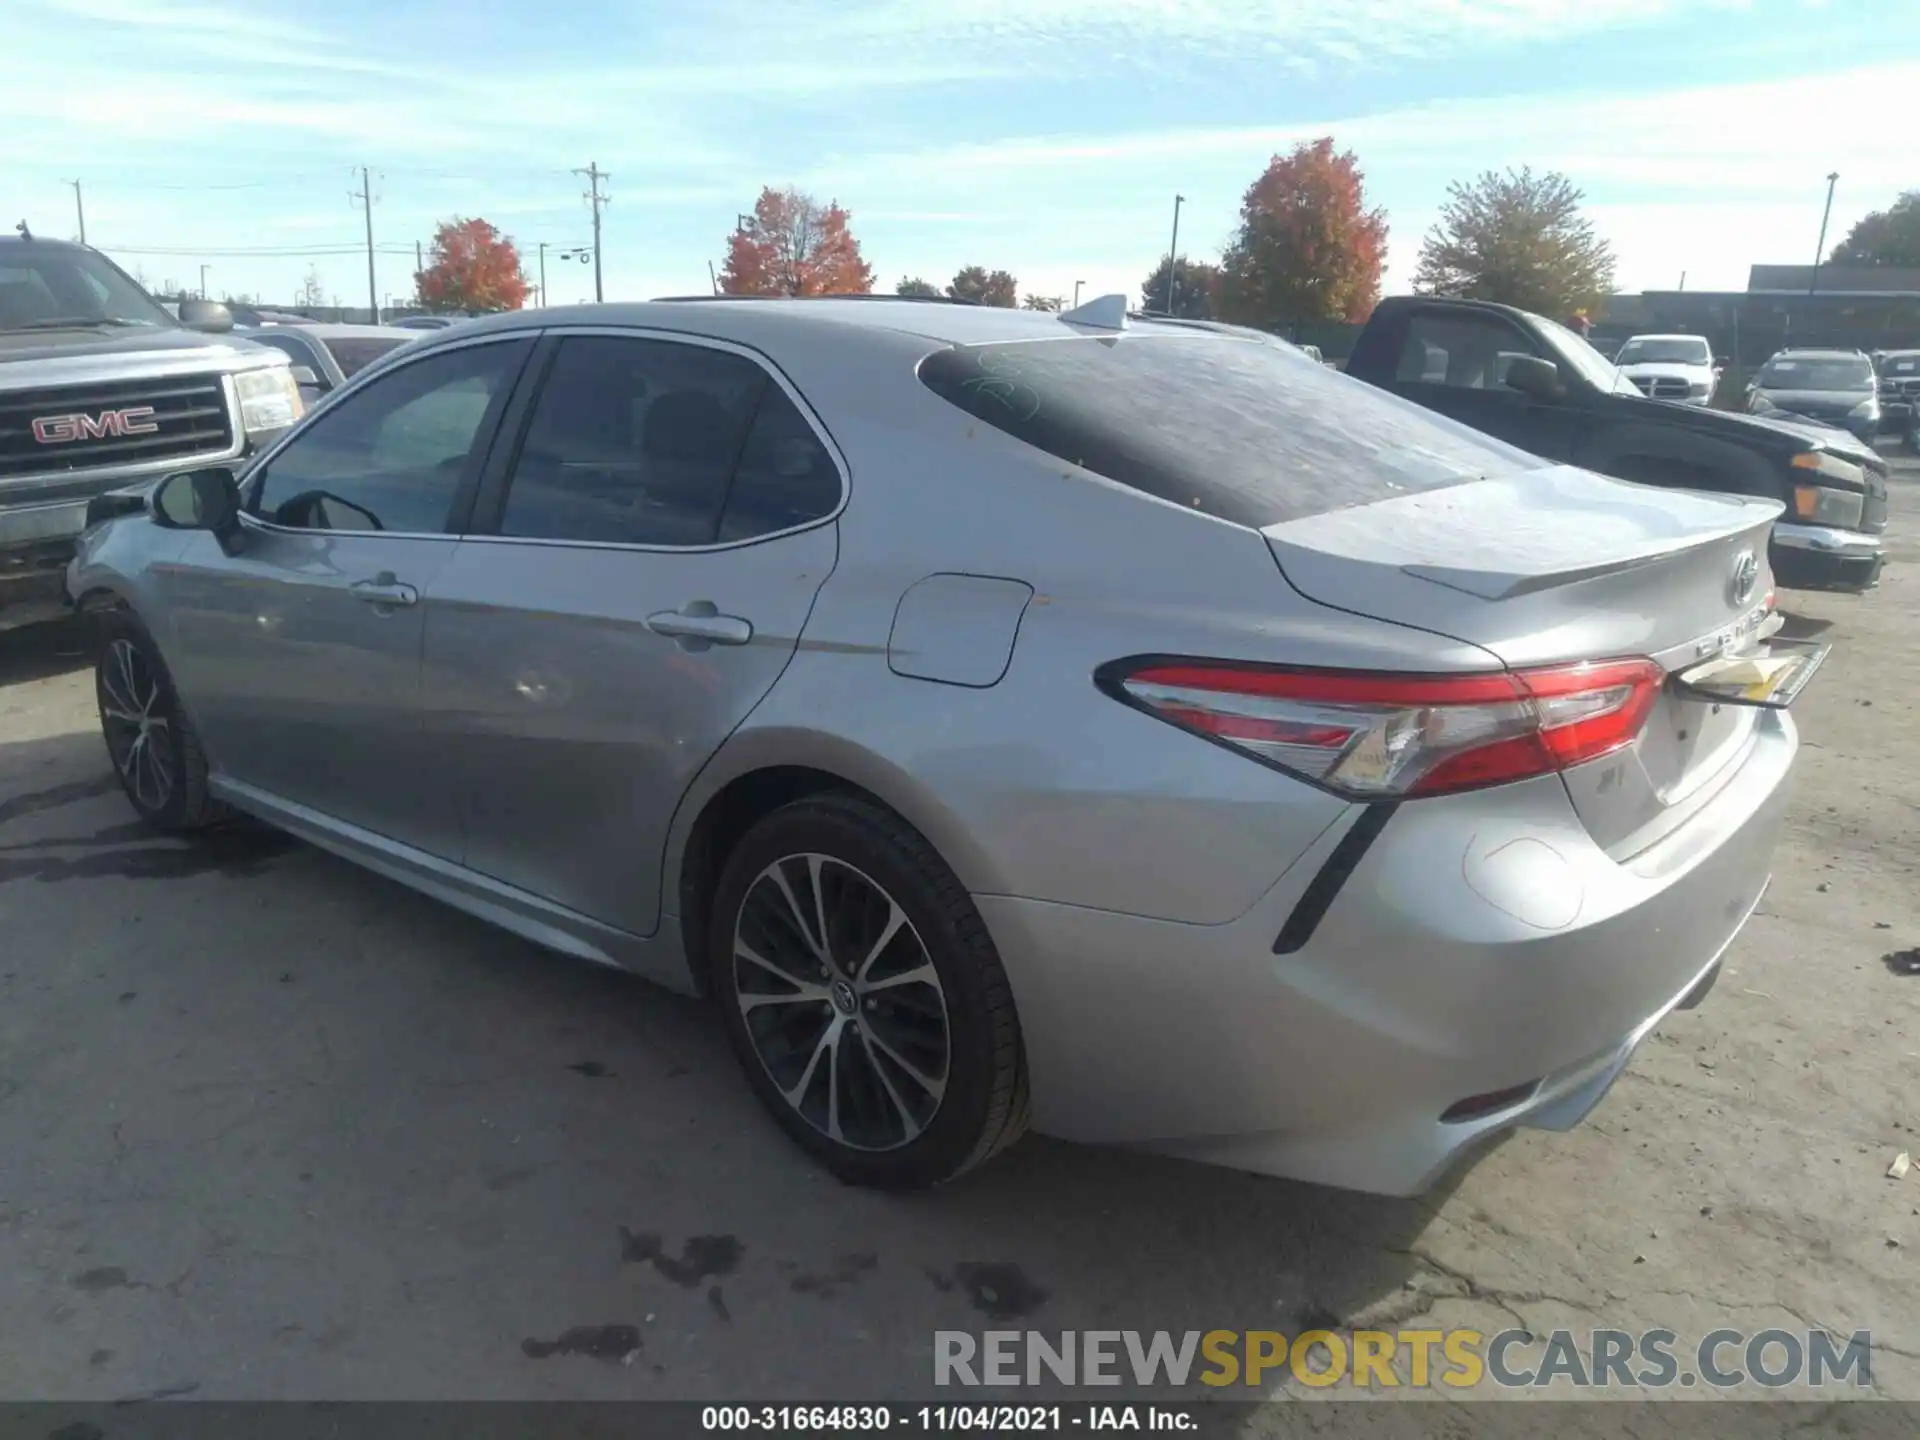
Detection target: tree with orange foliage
<box><xmin>719</xmin><ymin>187</ymin><xmax>875</xmax><ymax>297</ymax></box>
<box><xmin>1218</xmin><ymin>138</ymin><xmax>1387</xmax><ymax>330</ymax></box>
<box><xmin>415</xmin><ymin>218</ymin><xmax>529</xmax><ymax>313</ymax></box>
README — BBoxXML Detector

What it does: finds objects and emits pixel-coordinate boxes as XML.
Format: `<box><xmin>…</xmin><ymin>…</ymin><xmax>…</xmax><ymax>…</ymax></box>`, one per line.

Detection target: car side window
<box><xmin>1396</xmin><ymin>314</ymin><xmax>1540</xmax><ymax>392</ymax></box>
<box><xmin>715</xmin><ymin>383</ymin><xmax>842</xmax><ymax>542</ymax></box>
<box><xmin>499</xmin><ymin>335</ymin><xmax>767</xmax><ymax>547</ymax></box>
<box><xmin>250</xmin><ymin>340</ymin><xmax>526</xmax><ymax>534</ymax></box>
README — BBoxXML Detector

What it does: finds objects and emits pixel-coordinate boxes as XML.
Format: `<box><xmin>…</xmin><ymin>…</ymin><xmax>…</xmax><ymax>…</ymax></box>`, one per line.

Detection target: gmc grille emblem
<box><xmin>31</xmin><ymin>406</ymin><xmax>161</xmax><ymax>444</ymax></box>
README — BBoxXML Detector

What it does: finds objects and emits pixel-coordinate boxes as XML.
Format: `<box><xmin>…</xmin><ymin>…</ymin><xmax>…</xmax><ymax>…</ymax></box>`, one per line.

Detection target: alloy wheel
<box><xmin>731</xmin><ymin>852</ymin><xmax>951</xmax><ymax>1152</ymax></box>
<box><xmin>100</xmin><ymin>638</ymin><xmax>175</xmax><ymax>814</ymax></box>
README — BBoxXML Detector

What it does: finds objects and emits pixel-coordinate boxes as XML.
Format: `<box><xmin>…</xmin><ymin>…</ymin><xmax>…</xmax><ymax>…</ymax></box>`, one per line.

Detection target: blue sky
<box><xmin>3</xmin><ymin>0</ymin><xmax>1908</xmax><ymax>312</ymax></box>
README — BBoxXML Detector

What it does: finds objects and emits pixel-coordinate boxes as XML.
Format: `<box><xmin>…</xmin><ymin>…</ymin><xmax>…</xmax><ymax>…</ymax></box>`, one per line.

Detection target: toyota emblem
<box><xmin>1728</xmin><ymin>549</ymin><xmax>1759</xmax><ymax>607</ymax></box>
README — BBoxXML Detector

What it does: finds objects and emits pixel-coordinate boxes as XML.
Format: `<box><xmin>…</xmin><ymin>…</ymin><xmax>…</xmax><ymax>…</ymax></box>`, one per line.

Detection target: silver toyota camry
<box><xmin>67</xmin><ymin>297</ymin><xmax>1822</xmax><ymax>1195</ymax></box>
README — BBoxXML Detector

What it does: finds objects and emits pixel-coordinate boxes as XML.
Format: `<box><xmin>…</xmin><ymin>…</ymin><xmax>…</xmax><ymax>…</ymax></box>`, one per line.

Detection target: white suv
<box><xmin>1615</xmin><ymin>333</ymin><xmax>1719</xmax><ymax>406</ymax></box>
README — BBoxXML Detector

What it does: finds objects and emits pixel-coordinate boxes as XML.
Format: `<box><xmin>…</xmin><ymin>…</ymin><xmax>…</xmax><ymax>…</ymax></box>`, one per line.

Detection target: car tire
<box><xmin>94</xmin><ymin>610</ymin><xmax>224</xmax><ymax>833</ymax></box>
<box><xmin>708</xmin><ymin>793</ymin><xmax>1029</xmax><ymax>1189</ymax></box>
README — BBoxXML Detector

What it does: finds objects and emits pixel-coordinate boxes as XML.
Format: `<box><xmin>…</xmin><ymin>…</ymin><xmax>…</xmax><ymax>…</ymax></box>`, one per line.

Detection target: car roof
<box><xmin>1623</xmin><ymin>333</ymin><xmax>1707</xmax><ymax>342</ymax></box>
<box><xmin>0</xmin><ymin>234</ymin><xmax>87</xmax><ymax>251</ymax></box>
<box><xmin>1770</xmin><ymin>348</ymin><xmax>1867</xmax><ymax>359</ymax></box>
<box><xmin>433</xmin><ymin>297</ymin><xmax>1234</xmax><ymax>353</ymax></box>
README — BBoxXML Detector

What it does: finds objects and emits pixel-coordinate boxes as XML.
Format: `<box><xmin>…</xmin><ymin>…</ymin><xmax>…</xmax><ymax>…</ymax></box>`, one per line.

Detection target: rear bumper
<box><xmin>1770</xmin><ymin>522</ymin><xmax>1884</xmax><ymax>593</ymax></box>
<box><xmin>980</xmin><ymin>711</ymin><xmax>1795</xmax><ymax>1196</ymax></box>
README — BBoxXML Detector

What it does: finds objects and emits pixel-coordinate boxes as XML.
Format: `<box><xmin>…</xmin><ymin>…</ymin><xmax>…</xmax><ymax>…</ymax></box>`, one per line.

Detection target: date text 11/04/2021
<box><xmin>702</xmin><ymin>1406</ymin><xmax>1194</xmax><ymax>1432</ymax></box>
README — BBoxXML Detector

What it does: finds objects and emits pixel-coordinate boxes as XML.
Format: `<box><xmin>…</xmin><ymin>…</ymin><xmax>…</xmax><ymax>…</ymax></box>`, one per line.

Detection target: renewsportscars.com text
<box><xmin>934</xmin><ymin>1327</ymin><xmax>1873</xmax><ymax>1390</ymax></box>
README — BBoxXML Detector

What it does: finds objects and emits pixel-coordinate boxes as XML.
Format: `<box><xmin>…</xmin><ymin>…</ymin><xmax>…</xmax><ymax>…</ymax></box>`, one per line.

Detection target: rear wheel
<box><xmin>94</xmin><ymin>611</ymin><xmax>223</xmax><ymax>832</ymax></box>
<box><xmin>708</xmin><ymin>794</ymin><xmax>1028</xmax><ymax>1188</ymax></box>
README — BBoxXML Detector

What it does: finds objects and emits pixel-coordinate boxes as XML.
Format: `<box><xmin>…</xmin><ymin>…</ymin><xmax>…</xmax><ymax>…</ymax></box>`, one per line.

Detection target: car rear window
<box><xmin>325</xmin><ymin>336</ymin><xmax>413</xmax><ymax>377</ymax></box>
<box><xmin>916</xmin><ymin>333</ymin><xmax>1536</xmax><ymax>528</ymax></box>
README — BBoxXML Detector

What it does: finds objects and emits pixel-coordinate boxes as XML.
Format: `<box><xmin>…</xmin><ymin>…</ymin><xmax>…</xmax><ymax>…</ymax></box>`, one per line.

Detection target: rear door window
<box><xmin>918</xmin><ymin>333</ymin><xmax>1537</xmax><ymax>528</ymax></box>
<box><xmin>498</xmin><ymin>335</ymin><xmax>765</xmax><ymax>547</ymax></box>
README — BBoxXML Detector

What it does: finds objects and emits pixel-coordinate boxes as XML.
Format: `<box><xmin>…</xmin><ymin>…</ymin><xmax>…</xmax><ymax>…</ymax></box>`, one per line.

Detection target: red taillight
<box><xmin>1104</xmin><ymin>657</ymin><xmax>1665</xmax><ymax>799</ymax></box>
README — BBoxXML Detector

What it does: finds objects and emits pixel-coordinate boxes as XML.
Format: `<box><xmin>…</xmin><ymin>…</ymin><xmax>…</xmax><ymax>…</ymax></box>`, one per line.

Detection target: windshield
<box><xmin>0</xmin><ymin>246</ymin><xmax>175</xmax><ymax>331</ymax></box>
<box><xmin>1616</xmin><ymin>337</ymin><xmax>1711</xmax><ymax>366</ymax></box>
<box><xmin>1757</xmin><ymin>356</ymin><xmax>1873</xmax><ymax>392</ymax></box>
<box><xmin>1531</xmin><ymin>313</ymin><xmax>1631</xmax><ymax>394</ymax></box>
<box><xmin>918</xmin><ymin>333</ymin><xmax>1541</xmax><ymax>528</ymax></box>
<box><xmin>1880</xmin><ymin>353</ymin><xmax>1920</xmax><ymax>377</ymax></box>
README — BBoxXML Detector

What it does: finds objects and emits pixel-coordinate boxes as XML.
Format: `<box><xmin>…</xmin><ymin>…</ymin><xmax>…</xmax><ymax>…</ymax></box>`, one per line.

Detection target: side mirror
<box><xmin>288</xmin><ymin>365</ymin><xmax>323</xmax><ymax>389</ymax></box>
<box><xmin>177</xmin><ymin>298</ymin><xmax>234</xmax><ymax>333</ymax></box>
<box><xmin>151</xmin><ymin>467</ymin><xmax>244</xmax><ymax>552</ymax></box>
<box><xmin>1503</xmin><ymin>354</ymin><xmax>1565</xmax><ymax>401</ymax></box>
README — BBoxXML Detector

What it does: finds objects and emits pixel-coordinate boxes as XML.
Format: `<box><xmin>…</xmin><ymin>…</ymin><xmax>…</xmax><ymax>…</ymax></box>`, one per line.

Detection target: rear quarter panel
<box><xmin>670</xmin><ymin>331</ymin><xmax>1507</xmax><ymax>926</ymax></box>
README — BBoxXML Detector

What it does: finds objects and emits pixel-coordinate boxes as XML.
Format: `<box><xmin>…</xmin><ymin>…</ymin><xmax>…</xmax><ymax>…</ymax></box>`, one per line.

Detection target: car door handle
<box><xmin>350</xmin><ymin>573</ymin><xmax>418</xmax><ymax>608</ymax></box>
<box><xmin>646</xmin><ymin>602</ymin><xmax>752</xmax><ymax>650</ymax></box>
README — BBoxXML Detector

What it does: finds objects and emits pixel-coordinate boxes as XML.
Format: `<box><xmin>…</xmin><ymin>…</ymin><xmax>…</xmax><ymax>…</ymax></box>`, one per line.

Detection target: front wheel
<box><xmin>708</xmin><ymin>794</ymin><xmax>1029</xmax><ymax>1189</ymax></box>
<box><xmin>94</xmin><ymin>611</ymin><xmax>223</xmax><ymax>832</ymax></box>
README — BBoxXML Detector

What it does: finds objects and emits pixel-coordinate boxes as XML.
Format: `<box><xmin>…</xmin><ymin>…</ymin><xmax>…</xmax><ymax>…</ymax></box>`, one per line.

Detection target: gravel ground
<box><xmin>0</xmin><ymin>463</ymin><xmax>1916</xmax><ymax>1421</ymax></box>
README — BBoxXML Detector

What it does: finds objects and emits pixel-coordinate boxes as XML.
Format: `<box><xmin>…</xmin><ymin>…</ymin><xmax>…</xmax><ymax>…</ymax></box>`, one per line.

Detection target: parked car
<box><xmin>1612</xmin><ymin>333</ymin><xmax>1719</xmax><ymax>405</ymax></box>
<box><xmin>70</xmin><ymin>298</ymin><xmax>1819</xmax><ymax>1196</ymax></box>
<box><xmin>389</xmin><ymin>315</ymin><xmax>466</xmax><ymax>331</ymax></box>
<box><xmin>1873</xmin><ymin>349</ymin><xmax>1920</xmax><ymax>436</ymax></box>
<box><xmin>1746</xmin><ymin>349</ymin><xmax>1879</xmax><ymax>445</ymax></box>
<box><xmin>236</xmin><ymin>323</ymin><xmax>418</xmax><ymax>407</ymax></box>
<box><xmin>1341</xmin><ymin>297</ymin><xmax>1888</xmax><ymax>594</ymax></box>
<box><xmin>0</xmin><ymin>233</ymin><xmax>303</xmax><ymax>630</ymax></box>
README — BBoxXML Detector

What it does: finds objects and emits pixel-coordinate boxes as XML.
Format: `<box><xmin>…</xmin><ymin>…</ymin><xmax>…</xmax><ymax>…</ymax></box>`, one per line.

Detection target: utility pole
<box><xmin>1809</xmin><ymin>171</ymin><xmax>1840</xmax><ymax>297</ymax></box>
<box><xmin>708</xmin><ymin>260</ymin><xmax>719</xmax><ymax>295</ymax></box>
<box><xmin>1678</xmin><ymin>270</ymin><xmax>1687</xmax><ymax>292</ymax></box>
<box><xmin>65</xmin><ymin>179</ymin><xmax>85</xmax><ymax>244</ymax></box>
<box><xmin>1164</xmin><ymin>194</ymin><xmax>1186</xmax><ymax>315</ymax></box>
<box><xmin>351</xmin><ymin>166</ymin><xmax>379</xmax><ymax>321</ymax></box>
<box><xmin>538</xmin><ymin>242</ymin><xmax>549</xmax><ymax>308</ymax></box>
<box><xmin>1073</xmin><ymin>279</ymin><xmax>1085</xmax><ymax>309</ymax></box>
<box><xmin>199</xmin><ymin>264</ymin><xmax>210</xmax><ymax>299</ymax></box>
<box><xmin>574</xmin><ymin>161</ymin><xmax>609</xmax><ymax>302</ymax></box>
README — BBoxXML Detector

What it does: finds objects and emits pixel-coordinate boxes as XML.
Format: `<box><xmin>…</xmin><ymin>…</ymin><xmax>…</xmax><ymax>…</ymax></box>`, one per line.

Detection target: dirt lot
<box><xmin>1</xmin><ymin>465</ymin><xmax>1917</xmax><ymax>1416</ymax></box>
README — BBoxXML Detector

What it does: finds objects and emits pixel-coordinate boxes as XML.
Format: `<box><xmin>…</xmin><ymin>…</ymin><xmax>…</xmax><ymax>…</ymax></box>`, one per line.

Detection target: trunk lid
<box><xmin>1262</xmin><ymin>465</ymin><xmax>1783</xmax><ymax>857</ymax></box>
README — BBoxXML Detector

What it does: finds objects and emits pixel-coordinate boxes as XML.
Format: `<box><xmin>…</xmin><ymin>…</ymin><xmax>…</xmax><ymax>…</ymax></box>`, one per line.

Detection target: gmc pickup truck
<box><xmin>1342</xmin><ymin>296</ymin><xmax>1889</xmax><ymax>593</ymax></box>
<box><xmin>0</xmin><ymin>234</ymin><xmax>303</xmax><ymax>629</ymax></box>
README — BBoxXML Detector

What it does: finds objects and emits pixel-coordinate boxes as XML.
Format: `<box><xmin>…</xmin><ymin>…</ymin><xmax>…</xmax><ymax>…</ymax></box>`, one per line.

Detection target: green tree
<box><xmin>896</xmin><ymin>276</ymin><xmax>940</xmax><ymax>297</ymax></box>
<box><xmin>1830</xmin><ymin>191</ymin><xmax>1920</xmax><ymax>268</ymax></box>
<box><xmin>1412</xmin><ymin>167</ymin><xmax>1615</xmax><ymax>318</ymax></box>
<box><xmin>1140</xmin><ymin>255</ymin><xmax>1221</xmax><ymax>318</ymax></box>
<box><xmin>1022</xmin><ymin>293</ymin><xmax>1061</xmax><ymax>311</ymax></box>
<box><xmin>1218</xmin><ymin>137</ymin><xmax>1388</xmax><ymax>329</ymax></box>
<box><xmin>948</xmin><ymin>265</ymin><xmax>1018</xmax><ymax>307</ymax></box>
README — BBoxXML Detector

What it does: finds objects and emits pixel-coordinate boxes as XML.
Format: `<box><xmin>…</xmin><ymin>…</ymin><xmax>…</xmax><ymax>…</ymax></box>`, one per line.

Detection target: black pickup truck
<box><xmin>1341</xmin><ymin>296</ymin><xmax>1889</xmax><ymax>593</ymax></box>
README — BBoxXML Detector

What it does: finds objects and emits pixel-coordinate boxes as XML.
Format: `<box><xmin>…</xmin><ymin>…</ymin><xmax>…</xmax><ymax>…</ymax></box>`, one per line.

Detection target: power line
<box><xmin>96</xmin><ymin>243</ymin><xmax>417</xmax><ymax>257</ymax></box>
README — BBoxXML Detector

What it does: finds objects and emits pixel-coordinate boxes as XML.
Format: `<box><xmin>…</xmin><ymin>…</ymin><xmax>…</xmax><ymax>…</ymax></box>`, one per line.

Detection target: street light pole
<box><xmin>538</xmin><ymin>242</ymin><xmax>548</xmax><ymax>308</ymax></box>
<box><xmin>1809</xmin><ymin>172</ymin><xmax>1840</xmax><ymax>296</ymax></box>
<box><xmin>199</xmin><ymin>264</ymin><xmax>209</xmax><ymax>300</ymax></box>
<box><xmin>1164</xmin><ymin>195</ymin><xmax>1185</xmax><ymax>315</ymax></box>
<box><xmin>1073</xmin><ymin>279</ymin><xmax>1084</xmax><ymax>309</ymax></box>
